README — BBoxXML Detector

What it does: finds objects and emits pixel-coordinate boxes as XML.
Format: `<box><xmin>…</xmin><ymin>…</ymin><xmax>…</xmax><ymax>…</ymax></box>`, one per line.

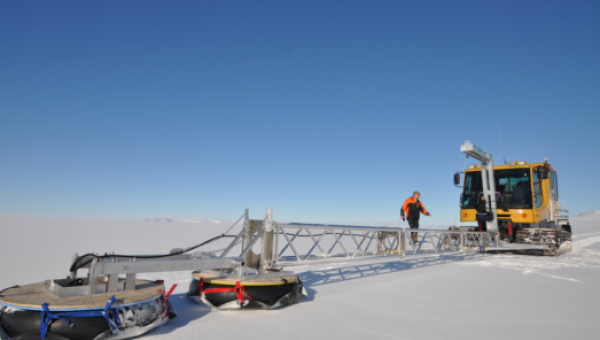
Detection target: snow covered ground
<box><xmin>1</xmin><ymin>212</ymin><xmax>599</xmax><ymax>340</ymax></box>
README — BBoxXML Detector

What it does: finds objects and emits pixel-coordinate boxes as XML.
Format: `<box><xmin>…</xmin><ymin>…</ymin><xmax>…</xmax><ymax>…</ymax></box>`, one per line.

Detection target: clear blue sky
<box><xmin>1</xmin><ymin>1</ymin><xmax>599</xmax><ymax>225</ymax></box>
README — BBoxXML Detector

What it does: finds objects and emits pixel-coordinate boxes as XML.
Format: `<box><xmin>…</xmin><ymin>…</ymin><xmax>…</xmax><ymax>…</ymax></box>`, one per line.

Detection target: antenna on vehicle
<box><xmin>496</xmin><ymin>120</ymin><xmax>507</xmax><ymax>165</ymax></box>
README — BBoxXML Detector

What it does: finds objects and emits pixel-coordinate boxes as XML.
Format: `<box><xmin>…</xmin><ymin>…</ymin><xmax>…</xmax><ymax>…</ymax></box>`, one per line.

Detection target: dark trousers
<box><xmin>408</xmin><ymin>218</ymin><xmax>419</xmax><ymax>242</ymax></box>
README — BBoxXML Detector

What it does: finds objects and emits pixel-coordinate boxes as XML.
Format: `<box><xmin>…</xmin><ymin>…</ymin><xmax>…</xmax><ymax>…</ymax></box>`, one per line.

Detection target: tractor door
<box><xmin>532</xmin><ymin>166</ymin><xmax>551</xmax><ymax>223</ymax></box>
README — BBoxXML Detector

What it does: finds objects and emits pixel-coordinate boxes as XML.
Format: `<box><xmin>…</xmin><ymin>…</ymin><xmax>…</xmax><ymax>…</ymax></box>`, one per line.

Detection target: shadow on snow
<box><xmin>298</xmin><ymin>253</ymin><xmax>483</xmax><ymax>302</ymax></box>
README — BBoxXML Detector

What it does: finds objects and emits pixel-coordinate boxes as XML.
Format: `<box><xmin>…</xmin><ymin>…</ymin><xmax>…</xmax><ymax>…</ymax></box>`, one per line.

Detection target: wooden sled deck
<box><xmin>191</xmin><ymin>271</ymin><xmax>299</xmax><ymax>286</ymax></box>
<box><xmin>0</xmin><ymin>279</ymin><xmax>164</xmax><ymax>311</ymax></box>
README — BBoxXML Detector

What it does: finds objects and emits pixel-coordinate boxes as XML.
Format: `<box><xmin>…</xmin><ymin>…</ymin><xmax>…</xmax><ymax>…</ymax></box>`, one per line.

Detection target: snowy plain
<box><xmin>1</xmin><ymin>212</ymin><xmax>599</xmax><ymax>340</ymax></box>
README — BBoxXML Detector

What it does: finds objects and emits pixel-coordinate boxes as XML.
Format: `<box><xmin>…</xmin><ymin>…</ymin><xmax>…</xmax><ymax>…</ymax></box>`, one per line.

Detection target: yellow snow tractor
<box><xmin>454</xmin><ymin>141</ymin><xmax>571</xmax><ymax>255</ymax></box>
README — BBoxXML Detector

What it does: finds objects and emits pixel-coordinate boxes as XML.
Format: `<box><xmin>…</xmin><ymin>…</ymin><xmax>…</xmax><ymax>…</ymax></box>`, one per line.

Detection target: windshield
<box><xmin>462</xmin><ymin>169</ymin><xmax>532</xmax><ymax>210</ymax></box>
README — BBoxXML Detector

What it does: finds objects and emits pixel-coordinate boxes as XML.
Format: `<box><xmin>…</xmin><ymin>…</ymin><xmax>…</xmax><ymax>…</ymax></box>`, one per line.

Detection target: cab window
<box><xmin>550</xmin><ymin>171</ymin><xmax>559</xmax><ymax>201</ymax></box>
<box><xmin>533</xmin><ymin>169</ymin><xmax>543</xmax><ymax>208</ymax></box>
<box><xmin>463</xmin><ymin>169</ymin><xmax>532</xmax><ymax>210</ymax></box>
<box><xmin>554</xmin><ymin>171</ymin><xmax>559</xmax><ymax>200</ymax></box>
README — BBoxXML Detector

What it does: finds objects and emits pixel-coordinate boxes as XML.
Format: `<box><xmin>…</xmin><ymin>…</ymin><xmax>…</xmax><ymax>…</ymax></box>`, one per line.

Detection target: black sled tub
<box><xmin>187</xmin><ymin>271</ymin><xmax>306</xmax><ymax>310</ymax></box>
<box><xmin>0</xmin><ymin>279</ymin><xmax>176</xmax><ymax>340</ymax></box>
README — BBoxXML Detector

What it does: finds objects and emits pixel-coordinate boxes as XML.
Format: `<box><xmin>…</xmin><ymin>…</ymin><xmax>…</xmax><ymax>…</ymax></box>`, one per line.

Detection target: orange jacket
<box><xmin>401</xmin><ymin>197</ymin><xmax>429</xmax><ymax>219</ymax></box>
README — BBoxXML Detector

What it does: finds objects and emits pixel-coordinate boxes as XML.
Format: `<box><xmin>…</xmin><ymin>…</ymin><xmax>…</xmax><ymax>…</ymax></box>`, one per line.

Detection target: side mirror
<box><xmin>537</xmin><ymin>166</ymin><xmax>549</xmax><ymax>180</ymax></box>
<box><xmin>453</xmin><ymin>172</ymin><xmax>462</xmax><ymax>187</ymax></box>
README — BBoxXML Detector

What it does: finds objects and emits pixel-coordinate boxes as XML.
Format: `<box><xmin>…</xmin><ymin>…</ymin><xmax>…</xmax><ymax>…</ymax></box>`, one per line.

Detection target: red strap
<box><xmin>165</xmin><ymin>284</ymin><xmax>177</xmax><ymax>298</ymax></box>
<box><xmin>203</xmin><ymin>281</ymin><xmax>253</xmax><ymax>304</ymax></box>
<box><xmin>161</xmin><ymin>283</ymin><xmax>178</xmax><ymax>319</ymax></box>
<box><xmin>233</xmin><ymin>281</ymin><xmax>252</xmax><ymax>303</ymax></box>
<box><xmin>198</xmin><ymin>277</ymin><xmax>204</xmax><ymax>301</ymax></box>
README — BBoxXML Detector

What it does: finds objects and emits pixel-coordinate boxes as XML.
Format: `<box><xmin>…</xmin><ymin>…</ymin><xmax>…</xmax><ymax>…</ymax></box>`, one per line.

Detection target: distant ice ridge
<box><xmin>130</xmin><ymin>210</ymin><xmax>600</xmax><ymax>231</ymax></box>
<box><xmin>131</xmin><ymin>216</ymin><xmax>225</xmax><ymax>224</ymax></box>
<box><xmin>353</xmin><ymin>221</ymin><xmax>449</xmax><ymax>229</ymax></box>
<box><xmin>576</xmin><ymin>210</ymin><xmax>600</xmax><ymax>217</ymax></box>
<box><xmin>131</xmin><ymin>216</ymin><xmax>448</xmax><ymax>228</ymax></box>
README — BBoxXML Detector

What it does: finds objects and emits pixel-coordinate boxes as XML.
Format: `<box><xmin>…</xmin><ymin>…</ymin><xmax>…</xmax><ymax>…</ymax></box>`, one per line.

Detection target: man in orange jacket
<box><xmin>401</xmin><ymin>191</ymin><xmax>431</xmax><ymax>245</ymax></box>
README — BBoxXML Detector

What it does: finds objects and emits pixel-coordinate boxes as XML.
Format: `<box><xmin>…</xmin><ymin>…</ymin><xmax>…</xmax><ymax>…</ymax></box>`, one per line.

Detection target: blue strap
<box><xmin>40</xmin><ymin>303</ymin><xmax>73</xmax><ymax>339</ymax></box>
<box><xmin>39</xmin><ymin>296</ymin><xmax>120</xmax><ymax>339</ymax></box>
<box><xmin>101</xmin><ymin>296</ymin><xmax>120</xmax><ymax>334</ymax></box>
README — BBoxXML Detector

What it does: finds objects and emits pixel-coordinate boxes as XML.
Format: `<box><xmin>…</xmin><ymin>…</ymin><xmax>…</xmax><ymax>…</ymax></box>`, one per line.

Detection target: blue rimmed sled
<box><xmin>0</xmin><ymin>279</ymin><xmax>176</xmax><ymax>340</ymax></box>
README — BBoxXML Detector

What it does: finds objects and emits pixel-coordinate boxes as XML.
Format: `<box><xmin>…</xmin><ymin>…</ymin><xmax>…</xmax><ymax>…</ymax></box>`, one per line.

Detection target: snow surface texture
<box><xmin>1</xmin><ymin>213</ymin><xmax>599</xmax><ymax>340</ymax></box>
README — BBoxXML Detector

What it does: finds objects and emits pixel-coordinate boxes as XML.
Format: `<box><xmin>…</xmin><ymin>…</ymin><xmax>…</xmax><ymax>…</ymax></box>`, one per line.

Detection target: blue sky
<box><xmin>1</xmin><ymin>1</ymin><xmax>599</xmax><ymax>225</ymax></box>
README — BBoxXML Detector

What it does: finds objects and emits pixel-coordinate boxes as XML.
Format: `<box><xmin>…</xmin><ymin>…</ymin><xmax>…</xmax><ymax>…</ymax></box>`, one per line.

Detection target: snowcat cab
<box><xmin>454</xmin><ymin>141</ymin><xmax>571</xmax><ymax>255</ymax></box>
